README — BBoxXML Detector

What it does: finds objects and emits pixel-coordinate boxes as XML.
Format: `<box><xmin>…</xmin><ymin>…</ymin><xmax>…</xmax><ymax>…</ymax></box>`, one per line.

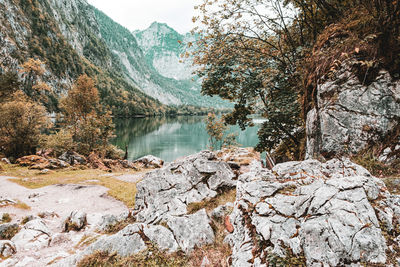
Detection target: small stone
<box><xmin>62</xmin><ymin>211</ymin><xmax>87</xmax><ymax>232</ymax></box>
<box><xmin>225</xmin><ymin>216</ymin><xmax>234</xmax><ymax>233</ymax></box>
<box><xmin>0</xmin><ymin>240</ymin><xmax>16</xmax><ymax>257</ymax></box>
<box><xmin>200</xmin><ymin>256</ymin><xmax>211</xmax><ymax>267</ymax></box>
<box><xmin>134</xmin><ymin>155</ymin><xmax>164</xmax><ymax>168</ymax></box>
<box><xmin>1</xmin><ymin>158</ymin><xmax>11</xmax><ymax>164</ymax></box>
<box><xmin>40</xmin><ymin>169</ymin><xmax>50</xmax><ymax>174</ymax></box>
<box><xmin>211</xmin><ymin>202</ymin><xmax>234</xmax><ymax>221</ymax></box>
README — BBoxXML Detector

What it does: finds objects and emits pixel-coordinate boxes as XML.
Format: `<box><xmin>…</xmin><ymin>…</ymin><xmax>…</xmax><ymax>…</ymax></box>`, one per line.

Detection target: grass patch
<box><xmin>382</xmin><ymin>177</ymin><xmax>400</xmax><ymax>195</ymax></box>
<box><xmin>75</xmin><ymin>234</ymin><xmax>101</xmax><ymax>249</ymax></box>
<box><xmin>77</xmin><ymin>244</ymin><xmax>188</xmax><ymax>267</ymax></box>
<box><xmin>1</xmin><ymin>213</ymin><xmax>11</xmax><ymax>223</ymax></box>
<box><xmin>187</xmin><ymin>188</ymin><xmax>236</xmax><ymax>214</ymax></box>
<box><xmin>14</xmin><ymin>200</ymin><xmax>31</xmax><ymax>210</ymax></box>
<box><xmin>0</xmin><ymin>199</ymin><xmax>31</xmax><ymax>210</ymax></box>
<box><xmin>103</xmin><ymin>216</ymin><xmax>136</xmax><ymax>235</ymax></box>
<box><xmin>2</xmin><ymin>165</ymin><xmax>145</xmax><ymax>208</ymax></box>
<box><xmin>352</xmin><ymin>151</ymin><xmax>400</xmax><ymax>177</ymax></box>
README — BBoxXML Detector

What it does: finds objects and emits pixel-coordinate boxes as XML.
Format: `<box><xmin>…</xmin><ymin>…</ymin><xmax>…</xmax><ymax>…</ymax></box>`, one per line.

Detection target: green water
<box><xmin>112</xmin><ymin>116</ymin><xmax>262</xmax><ymax>162</ymax></box>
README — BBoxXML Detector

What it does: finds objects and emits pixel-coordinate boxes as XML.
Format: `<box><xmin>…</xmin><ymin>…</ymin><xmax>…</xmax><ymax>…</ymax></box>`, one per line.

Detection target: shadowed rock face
<box><xmin>227</xmin><ymin>159</ymin><xmax>400</xmax><ymax>266</ymax></box>
<box><xmin>306</xmin><ymin>64</ymin><xmax>400</xmax><ymax>159</ymax></box>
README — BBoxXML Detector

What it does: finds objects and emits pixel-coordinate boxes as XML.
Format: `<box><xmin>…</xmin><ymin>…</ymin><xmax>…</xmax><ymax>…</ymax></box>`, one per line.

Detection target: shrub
<box><xmin>205</xmin><ymin>113</ymin><xmax>238</xmax><ymax>151</ymax></box>
<box><xmin>39</xmin><ymin>129</ymin><xmax>75</xmax><ymax>157</ymax></box>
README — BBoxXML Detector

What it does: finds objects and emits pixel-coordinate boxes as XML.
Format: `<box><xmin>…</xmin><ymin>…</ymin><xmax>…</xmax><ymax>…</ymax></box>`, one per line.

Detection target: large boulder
<box><xmin>166</xmin><ymin>209</ymin><xmax>215</xmax><ymax>253</ymax></box>
<box><xmin>59</xmin><ymin>151</ymin><xmax>86</xmax><ymax>165</ymax></box>
<box><xmin>134</xmin><ymin>151</ymin><xmax>236</xmax><ymax>224</ymax></box>
<box><xmin>16</xmin><ymin>155</ymin><xmax>70</xmax><ymax>170</ymax></box>
<box><xmin>53</xmin><ymin>223</ymin><xmax>178</xmax><ymax>266</ymax></box>
<box><xmin>306</xmin><ymin>64</ymin><xmax>400</xmax><ymax>159</ymax></box>
<box><xmin>134</xmin><ymin>155</ymin><xmax>164</xmax><ymax>168</ymax></box>
<box><xmin>228</xmin><ymin>159</ymin><xmax>400</xmax><ymax>266</ymax></box>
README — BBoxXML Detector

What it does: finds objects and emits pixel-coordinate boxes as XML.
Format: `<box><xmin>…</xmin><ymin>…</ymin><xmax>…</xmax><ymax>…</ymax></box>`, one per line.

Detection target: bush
<box><xmin>39</xmin><ymin>129</ymin><xmax>75</xmax><ymax>157</ymax></box>
<box><xmin>205</xmin><ymin>113</ymin><xmax>237</xmax><ymax>151</ymax></box>
<box><xmin>103</xmin><ymin>144</ymin><xmax>124</xmax><ymax>160</ymax></box>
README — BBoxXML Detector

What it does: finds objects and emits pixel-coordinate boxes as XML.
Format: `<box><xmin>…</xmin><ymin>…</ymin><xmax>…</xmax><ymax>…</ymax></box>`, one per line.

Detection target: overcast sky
<box><xmin>87</xmin><ymin>0</ymin><xmax>198</xmax><ymax>34</ymax></box>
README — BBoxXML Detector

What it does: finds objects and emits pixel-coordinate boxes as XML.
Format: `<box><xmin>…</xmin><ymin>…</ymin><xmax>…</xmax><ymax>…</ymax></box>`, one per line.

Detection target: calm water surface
<box><xmin>113</xmin><ymin>116</ymin><xmax>262</xmax><ymax>162</ymax></box>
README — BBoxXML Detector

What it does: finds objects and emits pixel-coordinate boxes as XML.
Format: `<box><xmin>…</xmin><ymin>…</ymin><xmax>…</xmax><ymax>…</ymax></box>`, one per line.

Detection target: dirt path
<box><xmin>0</xmin><ymin>176</ymin><xmax>128</xmax><ymax>220</ymax></box>
<box><xmin>0</xmin><ymin>176</ymin><xmax>129</xmax><ymax>267</ymax></box>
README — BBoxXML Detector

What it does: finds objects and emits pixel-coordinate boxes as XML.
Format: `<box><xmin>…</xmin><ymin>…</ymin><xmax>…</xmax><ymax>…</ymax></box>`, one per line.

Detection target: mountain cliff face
<box><xmin>0</xmin><ymin>0</ymin><xmax>227</xmax><ymax>115</ymax></box>
<box><xmin>133</xmin><ymin>22</ymin><xmax>196</xmax><ymax>81</ymax></box>
<box><xmin>0</xmin><ymin>0</ymin><xmax>166</xmax><ymax>116</ymax></box>
<box><xmin>94</xmin><ymin>14</ymin><xmax>228</xmax><ymax>107</ymax></box>
<box><xmin>132</xmin><ymin>22</ymin><xmax>221</xmax><ymax>107</ymax></box>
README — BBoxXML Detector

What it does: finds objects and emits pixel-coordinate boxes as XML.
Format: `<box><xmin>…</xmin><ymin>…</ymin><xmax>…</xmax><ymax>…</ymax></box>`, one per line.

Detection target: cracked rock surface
<box><xmin>11</xmin><ymin>219</ymin><xmax>52</xmax><ymax>252</ymax></box>
<box><xmin>306</xmin><ymin>64</ymin><xmax>400</xmax><ymax>158</ymax></box>
<box><xmin>228</xmin><ymin>158</ymin><xmax>400</xmax><ymax>266</ymax></box>
<box><xmin>134</xmin><ymin>151</ymin><xmax>236</xmax><ymax>224</ymax></box>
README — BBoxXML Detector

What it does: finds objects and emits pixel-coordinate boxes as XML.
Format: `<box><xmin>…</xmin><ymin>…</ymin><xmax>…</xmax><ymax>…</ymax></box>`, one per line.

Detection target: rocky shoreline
<box><xmin>0</xmin><ymin>148</ymin><xmax>399</xmax><ymax>266</ymax></box>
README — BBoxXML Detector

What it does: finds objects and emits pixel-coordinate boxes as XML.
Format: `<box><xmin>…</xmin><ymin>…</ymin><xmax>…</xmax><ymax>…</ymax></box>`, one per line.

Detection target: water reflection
<box><xmin>113</xmin><ymin>116</ymin><xmax>261</xmax><ymax>162</ymax></box>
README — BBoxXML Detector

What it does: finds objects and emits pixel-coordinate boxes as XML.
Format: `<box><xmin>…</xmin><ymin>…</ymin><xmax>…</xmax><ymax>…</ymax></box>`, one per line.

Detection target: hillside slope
<box><xmin>0</xmin><ymin>0</ymin><xmax>166</xmax><ymax>116</ymax></box>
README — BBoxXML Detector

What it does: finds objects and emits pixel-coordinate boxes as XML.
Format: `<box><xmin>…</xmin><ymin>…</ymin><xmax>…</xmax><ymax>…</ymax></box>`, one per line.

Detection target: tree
<box><xmin>193</xmin><ymin>0</ymin><xmax>306</xmax><ymax>160</ymax></box>
<box><xmin>205</xmin><ymin>113</ymin><xmax>237</xmax><ymax>150</ymax></box>
<box><xmin>0</xmin><ymin>91</ymin><xmax>50</xmax><ymax>159</ymax></box>
<box><xmin>194</xmin><ymin>0</ymin><xmax>400</xmax><ymax>161</ymax></box>
<box><xmin>20</xmin><ymin>58</ymin><xmax>51</xmax><ymax>102</ymax></box>
<box><xmin>60</xmin><ymin>74</ymin><xmax>115</xmax><ymax>156</ymax></box>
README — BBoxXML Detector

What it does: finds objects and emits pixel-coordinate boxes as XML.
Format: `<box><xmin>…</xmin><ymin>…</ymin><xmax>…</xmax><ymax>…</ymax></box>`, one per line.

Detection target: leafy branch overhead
<box><xmin>193</xmin><ymin>0</ymin><xmax>400</xmax><ymax>161</ymax></box>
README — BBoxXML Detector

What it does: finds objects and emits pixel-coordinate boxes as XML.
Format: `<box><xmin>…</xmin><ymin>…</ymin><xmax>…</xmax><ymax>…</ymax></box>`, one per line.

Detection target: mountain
<box><xmin>132</xmin><ymin>22</ymin><xmax>228</xmax><ymax>108</ymax></box>
<box><xmin>0</xmin><ymin>0</ymin><xmax>229</xmax><ymax>117</ymax></box>
<box><xmin>133</xmin><ymin>22</ymin><xmax>196</xmax><ymax>81</ymax></box>
<box><xmin>0</xmin><ymin>0</ymin><xmax>166</xmax><ymax>116</ymax></box>
<box><xmin>94</xmin><ymin>14</ymin><xmax>228</xmax><ymax>107</ymax></box>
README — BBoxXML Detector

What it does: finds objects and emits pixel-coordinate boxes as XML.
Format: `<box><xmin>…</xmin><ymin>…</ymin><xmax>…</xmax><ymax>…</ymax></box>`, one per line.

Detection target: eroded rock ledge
<box><xmin>2</xmin><ymin>149</ymin><xmax>399</xmax><ymax>266</ymax></box>
<box><xmin>228</xmin><ymin>158</ymin><xmax>400</xmax><ymax>266</ymax></box>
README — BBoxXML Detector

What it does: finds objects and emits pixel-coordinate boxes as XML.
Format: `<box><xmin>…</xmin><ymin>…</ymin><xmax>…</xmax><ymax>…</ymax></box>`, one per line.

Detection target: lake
<box><xmin>112</xmin><ymin>116</ymin><xmax>263</xmax><ymax>162</ymax></box>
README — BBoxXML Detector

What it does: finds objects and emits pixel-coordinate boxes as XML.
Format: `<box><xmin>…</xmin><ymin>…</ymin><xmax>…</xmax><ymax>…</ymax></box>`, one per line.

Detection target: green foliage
<box><xmin>194</xmin><ymin>0</ymin><xmax>400</xmax><ymax>160</ymax></box>
<box><xmin>194</xmin><ymin>0</ymin><xmax>305</xmax><ymax>159</ymax></box>
<box><xmin>205</xmin><ymin>113</ymin><xmax>237</xmax><ymax>151</ymax></box>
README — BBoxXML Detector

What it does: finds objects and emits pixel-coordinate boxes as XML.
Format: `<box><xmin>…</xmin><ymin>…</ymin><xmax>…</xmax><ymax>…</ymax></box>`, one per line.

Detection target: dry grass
<box><xmin>382</xmin><ymin>177</ymin><xmax>400</xmax><ymax>195</ymax></box>
<box><xmin>102</xmin><ymin>216</ymin><xmax>136</xmax><ymax>234</ymax></box>
<box><xmin>1</xmin><ymin>164</ymin><xmax>145</xmax><ymax>208</ymax></box>
<box><xmin>75</xmin><ymin>234</ymin><xmax>101</xmax><ymax>249</ymax></box>
<box><xmin>187</xmin><ymin>188</ymin><xmax>236</xmax><ymax>214</ymax></box>
<box><xmin>14</xmin><ymin>200</ymin><xmax>31</xmax><ymax>210</ymax></box>
<box><xmin>1</xmin><ymin>213</ymin><xmax>11</xmax><ymax>223</ymax></box>
<box><xmin>77</xmin><ymin>244</ymin><xmax>188</xmax><ymax>267</ymax></box>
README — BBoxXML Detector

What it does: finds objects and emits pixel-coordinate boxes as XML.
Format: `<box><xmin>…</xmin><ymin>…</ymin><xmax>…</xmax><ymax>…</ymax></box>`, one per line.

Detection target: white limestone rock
<box><xmin>228</xmin><ymin>159</ymin><xmax>398</xmax><ymax>266</ymax></box>
<box><xmin>166</xmin><ymin>209</ymin><xmax>215</xmax><ymax>253</ymax></box>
